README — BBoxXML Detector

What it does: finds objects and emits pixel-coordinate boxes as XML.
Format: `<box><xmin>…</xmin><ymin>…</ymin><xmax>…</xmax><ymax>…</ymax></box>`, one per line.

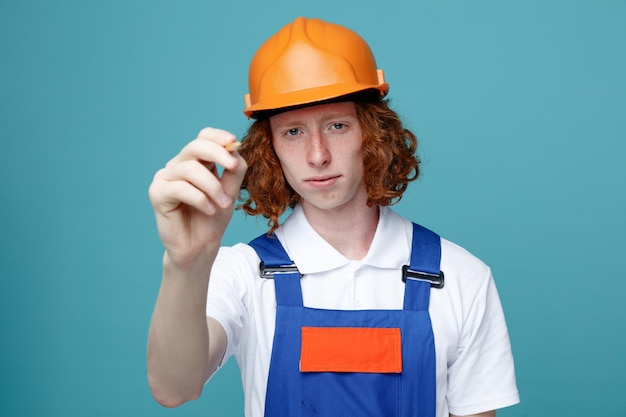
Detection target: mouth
<box><xmin>305</xmin><ymin>175</ymin><xmax>340</xmax><ymax>188</ymax></box>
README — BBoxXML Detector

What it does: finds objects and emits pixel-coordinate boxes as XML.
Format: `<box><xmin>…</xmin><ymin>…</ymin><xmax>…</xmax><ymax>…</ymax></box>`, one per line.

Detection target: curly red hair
<box><xmin>237</xmin><ymin>99</ymin><xmax>419</xmax><ymax>232</ymax></box>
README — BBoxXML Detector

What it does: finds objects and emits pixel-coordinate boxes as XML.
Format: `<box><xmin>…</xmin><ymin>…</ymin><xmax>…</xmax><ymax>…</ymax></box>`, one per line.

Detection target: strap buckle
<box><xmin>259</xmin><ymin>262</ymin><xmax>301</xmax><ymax>279</ymax></box>
<box><xmin>401</xmin><ymin>265</ymin><xmax>445</xmax><ymax>289</ymax></box>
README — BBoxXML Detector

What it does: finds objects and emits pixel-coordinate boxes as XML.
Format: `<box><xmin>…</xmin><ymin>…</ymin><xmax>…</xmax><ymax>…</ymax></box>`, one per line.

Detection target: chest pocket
<box><xmin>300</xmin><ymin>326</ymin><xmax>402</xmax><ymax>373</ymax></box>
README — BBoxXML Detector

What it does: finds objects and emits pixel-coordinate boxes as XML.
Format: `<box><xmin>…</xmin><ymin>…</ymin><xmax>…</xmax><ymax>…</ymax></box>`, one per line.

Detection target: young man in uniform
<box><xmin>147</xmin><ymin>17</ymin><xmax>519</xmax><ymax>417</ymax></box>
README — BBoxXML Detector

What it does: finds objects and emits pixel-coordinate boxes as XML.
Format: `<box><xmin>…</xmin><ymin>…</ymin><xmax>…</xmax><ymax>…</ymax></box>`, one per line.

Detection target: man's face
<box><xmin>269</xmin><ymin>101</ymin><xmax>367</xmax><ymax>215</ymax></box>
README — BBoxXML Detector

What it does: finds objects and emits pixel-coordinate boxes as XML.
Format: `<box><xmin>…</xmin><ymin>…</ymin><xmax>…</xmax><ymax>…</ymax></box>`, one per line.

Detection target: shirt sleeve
<box><xmin>205</xmin><ymin>244</ymin><xmax>256</xmax><ymax>374</ymax></box>
<box><xmin>446</xmin><ymin>267</ymin><xmax>520</xmax><ymax>415</ymax></box>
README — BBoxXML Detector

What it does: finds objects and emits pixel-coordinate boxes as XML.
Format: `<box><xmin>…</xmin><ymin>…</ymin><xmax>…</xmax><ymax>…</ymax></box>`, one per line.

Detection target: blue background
<box><xmin>1</xmin><ymin>1</ymin><xmax>625</xmax><ymax>416</ymax></box>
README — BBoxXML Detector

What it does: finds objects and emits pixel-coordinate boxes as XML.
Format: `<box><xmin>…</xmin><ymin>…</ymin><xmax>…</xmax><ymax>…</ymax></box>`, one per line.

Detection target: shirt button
<box><xmin>354</xmin><ymin>298</ymin><xmax>362</xmax><ymax>307</ymax></box>
<box><xmin>354</xmin><ymin>269</ymin><xmax>361</xmax><ymax>278</ymax></box>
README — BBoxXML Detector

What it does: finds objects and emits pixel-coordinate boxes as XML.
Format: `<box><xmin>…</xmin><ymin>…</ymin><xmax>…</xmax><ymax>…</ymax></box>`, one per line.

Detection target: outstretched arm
<box><xmin>146</xmin><ymin>127</ymin><xmax>247</xmax><ymax>407</ymax></box>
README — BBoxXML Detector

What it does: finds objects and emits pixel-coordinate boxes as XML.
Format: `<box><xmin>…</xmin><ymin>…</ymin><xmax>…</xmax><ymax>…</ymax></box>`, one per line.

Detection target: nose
<box><xmin>307</xmin><ymin>130</ymin><xmax>331</xmax><ymax>167</ymax></box>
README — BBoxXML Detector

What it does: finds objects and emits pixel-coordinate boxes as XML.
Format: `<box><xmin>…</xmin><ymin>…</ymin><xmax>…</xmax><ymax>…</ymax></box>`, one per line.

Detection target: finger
<box><xmin>195</xmin><ymin>127</ymin><xmax>240</xmax><ymax>160</ymax></box>
<box><xmin>194</xmin><ymin>127</ymin><xmax>239</xmax><ymax>159</ymax></box>
<box><xmin>150</xmin><ymin>178</ymin><xmax>216</xmax><ymax>216</ymax></box>
<box><xmin>172</xmin><ymin>138</ymin><xmax>239</xmax><ymax>172</ymax></box>
<box><xmin>220</xmin><ymin>152</ymin><xmax>249</xmax><ymax>202</ymax></box>
<box><xmin>159</xmin><ymin>160</ymin><xmax>233</xmax><ymax>210</ymax></box>
<box><xmin>197</xmin><ymin>127</ymin><xmax>236</xmax><ymax>145</ymax></box>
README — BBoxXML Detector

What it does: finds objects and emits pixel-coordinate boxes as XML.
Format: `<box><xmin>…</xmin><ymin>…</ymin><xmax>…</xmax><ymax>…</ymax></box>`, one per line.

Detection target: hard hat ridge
<box><xmin>244</xmin><ymin>17</ymin><xmax>389</xmax><ymax>118</ymax></box>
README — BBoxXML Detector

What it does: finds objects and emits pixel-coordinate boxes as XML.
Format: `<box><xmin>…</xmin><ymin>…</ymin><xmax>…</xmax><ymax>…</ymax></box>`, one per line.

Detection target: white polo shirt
<box><xmin>207</xmin><ymin>205</ymin><xmax>520</xmax><ymax>417</ymax></box>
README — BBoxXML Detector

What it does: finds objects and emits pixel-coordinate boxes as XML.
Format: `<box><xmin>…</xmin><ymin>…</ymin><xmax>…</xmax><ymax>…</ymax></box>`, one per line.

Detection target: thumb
<box><xmin>221</xmin><ymin>153</ymin><xmax>248</xmax><ymax>201</ymax></box>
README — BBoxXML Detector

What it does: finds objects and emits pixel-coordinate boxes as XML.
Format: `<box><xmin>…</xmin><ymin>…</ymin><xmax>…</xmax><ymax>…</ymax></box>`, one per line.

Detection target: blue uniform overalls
<box><xmin>249</xmin><ymin>223</ymin><xmax>444</xmax><ymax>417</ymax></box>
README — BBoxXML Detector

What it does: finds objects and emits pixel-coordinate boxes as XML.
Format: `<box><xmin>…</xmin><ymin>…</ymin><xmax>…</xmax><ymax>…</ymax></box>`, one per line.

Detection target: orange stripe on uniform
<box><xmin>300</xmin><ymin>327</ymin><xmax>402</xmax><ymax>373</ymax></box>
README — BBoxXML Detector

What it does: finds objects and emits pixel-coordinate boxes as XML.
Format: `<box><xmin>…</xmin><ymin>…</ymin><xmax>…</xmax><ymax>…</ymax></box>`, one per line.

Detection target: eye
<box><xmin>330</xmin><ymin>122</ymin><xmax>346</xmax><ymax>130</ymax></box>
<box><xmin>285</xmin><ymin>128</ymin><xmax>300</xmax><ymax>137</ymax></box>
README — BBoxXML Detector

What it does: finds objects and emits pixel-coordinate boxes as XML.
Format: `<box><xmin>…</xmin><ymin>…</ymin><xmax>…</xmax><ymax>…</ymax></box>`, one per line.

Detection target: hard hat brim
<box><xmin>244</xmin><ymin>82</ymin><xmax>389</xmax><ymax>119</ymax></box>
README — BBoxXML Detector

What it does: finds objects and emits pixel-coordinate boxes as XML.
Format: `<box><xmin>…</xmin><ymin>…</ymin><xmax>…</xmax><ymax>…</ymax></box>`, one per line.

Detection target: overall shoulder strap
<box><xmin>249</xmin><ymin>233</ymin><xmax>293</xmax><ymax>267</ymax></box>
<box><xmin>403</xmin><ymin>223</ymin><xmax>444</xmax><ymax>311</ymax></box>
<box><xmin>248</xmin><ymin>233</ymin><xmax>303</xmax><ymax>306</ymax></box>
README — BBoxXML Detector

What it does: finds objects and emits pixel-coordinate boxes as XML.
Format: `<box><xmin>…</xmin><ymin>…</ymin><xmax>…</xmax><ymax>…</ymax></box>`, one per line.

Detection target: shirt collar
<box><xmin>275</xmin><ymin>204</ymin><xmax>412</xmax><ymax>274</ymax></box>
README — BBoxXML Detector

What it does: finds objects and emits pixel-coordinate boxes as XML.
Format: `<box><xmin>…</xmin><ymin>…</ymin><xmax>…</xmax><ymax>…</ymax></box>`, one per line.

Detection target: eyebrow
<box><xmin>272</xmin><ymin>111</ymin><xmax>357</xmax><ymax>129</ymax></box>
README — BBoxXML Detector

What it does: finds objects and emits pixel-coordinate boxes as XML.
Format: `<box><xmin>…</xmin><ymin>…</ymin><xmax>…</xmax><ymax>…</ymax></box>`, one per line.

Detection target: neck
<box><xmin>301</xmin><ymin>202</ymin><xmax>380</xmax><ymax>260</ymax></box>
